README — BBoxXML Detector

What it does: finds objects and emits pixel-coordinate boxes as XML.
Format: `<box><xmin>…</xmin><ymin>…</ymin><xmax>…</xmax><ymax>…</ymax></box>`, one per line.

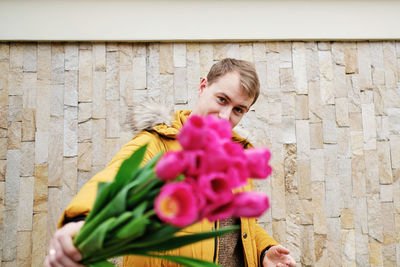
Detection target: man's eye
<box><xmin>218</xmin><ymin>97</ymin><xmax>226</xmax><ymax>103</ymax></box>
<box><xmin>234</xmin><ymin>107</ymin><xmax>243</xmax><ymax>114</ymax></box>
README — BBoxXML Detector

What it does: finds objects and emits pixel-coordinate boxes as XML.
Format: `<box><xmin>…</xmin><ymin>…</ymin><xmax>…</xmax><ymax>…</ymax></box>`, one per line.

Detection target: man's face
<box><xmin>192</xmin><ymin>71</ymin><xmax>254</xmax><ymax>128</ymax></box>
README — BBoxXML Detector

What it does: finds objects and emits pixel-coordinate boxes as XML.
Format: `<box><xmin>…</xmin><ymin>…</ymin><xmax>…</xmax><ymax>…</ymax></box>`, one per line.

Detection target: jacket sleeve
<box><xmin>254</xmin><ymin>222</ymin><xmax>279</xmax><ymax>265</ymax></box>
<box><xmin>58</xmin><ymin>131</ymin><xmax>165</xmax><ymax>227</ymax></box>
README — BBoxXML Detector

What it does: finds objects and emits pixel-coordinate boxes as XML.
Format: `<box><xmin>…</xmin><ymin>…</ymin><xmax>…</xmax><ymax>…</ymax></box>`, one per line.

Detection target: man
<box><xmin>46</xmin><ymin>58</ymin><xmax>296</xmax><ymax>267</ymax></box>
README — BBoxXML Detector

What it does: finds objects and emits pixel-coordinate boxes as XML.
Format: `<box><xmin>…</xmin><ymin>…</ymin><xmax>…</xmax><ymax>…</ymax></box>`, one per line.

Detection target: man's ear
<box><xmin>198</xmin><ymin>77</ymin><xmax>207</xmax><ymax>95</ymax></box>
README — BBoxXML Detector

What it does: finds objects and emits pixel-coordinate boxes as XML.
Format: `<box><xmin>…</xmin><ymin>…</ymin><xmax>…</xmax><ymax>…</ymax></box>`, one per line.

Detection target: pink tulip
<box><xmin>204</xmin><ymin>115</ymin><xmax>232</xmax><ymax>140</ymax></box>
<box><xmin>245</xmin><ymin>148</ymin><xmax>272</xmax><ymax>179</ymax></box>
<box><xmin>155</xmin><ymin>151</ymin><xmax>186</xmax><ymax>181</ymax></box>
<box><xmin>178</xmin><ymin>115</ymin><xmax>207</xmax><ymax>150</ymax></box>
<box><xmin>232</xmin><ymin>192</ymin><xmax>270</xmax><ymax>218</ymax></box>
<box><xmin>227</xmin><ymin>159</ymin><xmax>249</xmax><ymax>188</ymax></box>
<box><xmin>202</xmin><ymin>197</ymin><xmax>235</xmax><ymax>221</ymax></box>
<box><xmin>184</xmin><ymin>150</ymin><xmax>206</xmax><ymax>177</ymax></box>
<box><xmin>197</xmin><ymin>172</ymin><xmax>233</xmax><ymax>202</ymax></box>
<box><xmin>202</xmin><ymin>144</ymin><xmax>231</xmax><ymax>173</ymax></box>
<box><xmin>155</xmin><ymin>182</ymin><xmax>198</xmax><ymax>227</ymax></box>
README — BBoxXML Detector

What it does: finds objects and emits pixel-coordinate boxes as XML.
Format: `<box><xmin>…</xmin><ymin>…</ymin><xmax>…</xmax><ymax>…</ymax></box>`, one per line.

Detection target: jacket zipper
<box><xmin>213</xmin><ymin>221</ymin><xmax>218</xmax><ymax>263</ymax></box>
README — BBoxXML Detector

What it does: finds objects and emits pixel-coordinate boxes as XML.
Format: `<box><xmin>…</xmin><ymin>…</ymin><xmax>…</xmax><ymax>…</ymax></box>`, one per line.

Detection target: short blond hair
<box><xmin>207</xmin><ymin>58</ymin><xmax>260</xmax><ymax>105</ymax></box>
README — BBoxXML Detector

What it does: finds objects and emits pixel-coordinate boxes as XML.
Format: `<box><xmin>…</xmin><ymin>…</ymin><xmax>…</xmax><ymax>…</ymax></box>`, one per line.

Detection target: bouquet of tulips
<box><xmin>73</xmin><ymin>115</ymin><xmax>272</xmax><ymax>267</ymax></box>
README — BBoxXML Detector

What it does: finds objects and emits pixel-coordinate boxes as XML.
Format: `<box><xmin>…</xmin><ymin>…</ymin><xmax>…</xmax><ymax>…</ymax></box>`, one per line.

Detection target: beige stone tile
<box><xmin>8</xmin><ymin>121</ymin><xmax>21</xmax><ymax>150</ymax></box>
<box><xmin>37</xmin><ymin>43</ymin><xmax>51</xmax><ymax>81</ymax></box>
<box><xmin>311</xmin><ymin>149</ymin><xmax>324</xmax><ymax>181</ymax></box>
<box><xmin>295</xmin><ymin>95</ymin><xmax>308</xmax><ymax>120</ymax></box>
<box><xmin>0</xmin><ymin>43</ymin><xmax>9</xmax><ymax>61</ymax></box>
<box><xmin>387</xmin><ymin>108</ymin><xmax>400</xmax><ymax>135</ymax></box>
<box><xmin>272</xmin><ymin>219</ymin><xmax>286</xmax><ymax>245</ymax></box>
<box><xmin>335</xmin><ymin>97</ymin><xmax>349</xmax><ymax>127</ymax></box>
<box><xmin>22</xmin><ymin>72</ymin><xmax>37</xmax><ymax>110</ymax></box>
<box><xmin>20</xmin><ymin>142</ymin><xmax>34</xmax><ymax>177</ymax></box>
<box><xmin>199</xmin><ymin>43</ymin><xmax>213</xmax><ymax>78</ymax></box>
<box><xmin>78</xmin><ymin>119</ymin><xmax>91</xmax><ymax>143</ymax></box>
<box><xmin>64</xmin><ymin>70</ymin><xmax>78</xmax><ymax>107</ymax></box>
<box><xmin>2</xmin><ymin>209</ymin><xmax>17</xmax><ymax>261</ymax></box>
<box><xmin>377</xmin><ymin>141</ymin><xmax>394</xmax><ymax>184</ymax></box>
<box><xmin>292</xmin><ymin>42</ymin><xmax>307</xmax><ymax>94</ymax></box>
<box><xmin>21</xmin><ymin>108</ymin><xmax>35</xmax><ymax>142</ymax></box>
<box><xmin>239</xmin><ymin>43</ymin><xmax>253</xmax><ymax>62</ymax></box>
<box><xmin>10</xmin><ymin>43</ymin><xmax>23</xmax><ymax>70</ymax></box>
<box><xmin>160</xmin><ymin>43</ymin><xmax>174</xmax><ymax>74</ymax></box>
<box><xmin>308</xmin><ymin>80</ymin><xmax>323</xmax><ymax>123</ymax></box>
<box><xmin>305</xmin><ymin>42</ymin><xmax>319</xmax><ymax>82</ymax></box>
<box><xmin>106</xmin><ymin>51</ymin><xmax>119</xmax><ymax>100</ymax></box>
<box><xmin>332</xmin><ymin>42</ymin><xmax>345</xmax><ymax>65</ymax></box>
<box><xmin>36</xmin><ymin>80</ymin><xmax>50</xmax><ymax>131</ymax></box>
<box><xmin>367</xmin><ymin>194</ymin><xmax>383</xmax><ymax>242</ymax></box>
<box><xmin>255</xmin><ymin>61</ymin><xmax>267</xmax><ymax>89</ymax></box>
<box><xmin>0</xmin><ymin>138</ymin><xmax>7</xmax><ymax>160</ymax></box>
<box><xmin>299</xmin><ymin>199</ymin><xmax>313</xmax><ymax>225</ymax></box>
<box><xmin>319</xmin><ymin>50</ymin><xmax>334</xmax><ymax>104</ymax></box>
<box><xmin>78</xmin><ymin>49</ymin><xmax>93</xmax><ymax>102</ymax></box>
<box><xmin>118</xmin><ymin>43</ymin><xmax>132</xmax><ymax>68</ymax></box>
<box><xmin>92</xmin><ymin>119</ymin><xmax>106</xmax><ymax>166</ymax></box>
<box><xmin>354</xmin><ymin>231</ymin><xmax>370</xmax><ymax>266</ymax></box>
<box><xmin>280</xmin><ymin>92</ymin><xmax>294</xmax><ymax>117</ymax></box>
<box><xmin>344</xmin><ymin>42</ymin><xmax>358</xmax><ymax>74</ymax></box>
<box><xmin>17</xmin><ymin>231</ymin><xmax>32</xmax><ymax>267</ymax></box>
<box><xmin>51</xmin><ymin>44</ymin><xmax>64</xmax><ymax>85</ymax></box>
<box><xmin>8</xmin><ymin>95</ymin><xmax>22</xmax><ymax>122</ymax></box>
<box><xmin>174</xmin><ymin>67</ymin><xmax>187</xmax><ymax>105</ymax></box>
<box><xmin>369</xmin><ymin>241</ymin><xmax>384</xmax><ymax>267</ymax></box>
<box><xmin>105</xmin><ymin>101</ymin><xmax>119</xmax><ymax>138</ymax></box>
<box><xmin>266</xmin><ymin>51</ymin><xmax>279</xmax><ymax>89</ymax></box>
<box><xmin>337</xmin><ymin>127</ymin><xmax>351</xmax><ymax>158</ymax></box>
<box><xmin>159</xmin><ymin>74</ymin><xmax>174</xmax><ymax>107</ymax></box>
<box><xmin>338</xmin><ymin>158</ymin><xmax>352</xmax><ymax>209</ymax></box>
<box><xmin>282</xmin><ymin>116</ymin><xmax>296</xmax><ymax>144</ymax></box>
<box><xmin>280</xmin><ymin>68</ymin><xmax>295</xmax><ymax>92</ymax></box>
<box><xmin>64</xmin><ymin>106</ymin><xmax>78</xmax><ymax>157</ymax></box>
<box><xmin>351</xmin><ymin>154</ymin><xmax>367</xmax><ymax>197</ymax></box>
<box><xmin>47</xmin><ymin>187</ymin><xmax>61</xmax><ymax>242</ymax></box>
<box><xmin>147</xmin><ymin>44</ymin><xmax>160</xmax><ymax>92</ymax></box>
<box><xmin>312</xmin><ymin>181</ymin><xmax>327</xmax><ymax>234</ymax></box>
<box><xmin>252</xmin><ymin>42</ymin><xmax>266</xmax><ymax>62</ymax></box>
<box><xmin>317</xmin><ymin>41</ymin><xmax>330</xmax><ymax>51</ymax></box>
<box><xmin>357</xmin><ymin>42</ymin><xmax>373</xmax><ymax>91</ymax></box>
<box><xmin>120</xmin><ymin>69</ymin><xmax>134</xmax><ymax>107</ymax></box>
<box><xmin>92</xmin><ymin>71</ymin><xmax>106</xmax><ymax>119</ymax></box>
<box><xmin>78</xmin><ymin>142</ymin><xmax>92</xmax><ymax>172</ymax></box>
<box><xmin>394</xmin><ymin>177</ymin><xmax>400</xmax><ymax>214</ymax></box>
<box><xmin>314</xmin><ymin>233</ymin><xmax>328</xmax><ymax>267</ymax></box>
<box><xmin>361</xmin><ymin>103</ymin><xmax>377</xmax><ymax>150</ymax></box>
<box><xmin>173</xmin><ymin>43</ymin><xmax>186</xmax><ymax>67</ymax></box>
<box><xmin>296</xmin><ymin>120</ymin><xmax>310</xmax><ymax>160</ymax></box>
<box><xmin>364</xmin><ymin>150</ymin><xmax>380</xmax><ymax>195</ymax></box>
<box><xmin>301</xmin><ymin>225</ymin><xmax>315</xmax><ymax>265</ymax></box>
<box><xmin>310</xmin><ymin>122</ymin><xmax>323</xmax><ymax>149</ymax></box>
<box><xmin>326</xmin><ymin>218</ymin><xmax>341</xmax><ymax>266</ymax></box>
<box><xmin>78</xmin><ymin>102</ymin><xmax>91</xmax><ymax>124</ymax></box>
<box><xmin>91</xmin><ymin>43</ymin><xmax>105</xmax><ymax>72</ymax></box>
<box><xmin>105</xmin><ymin>138</ymin><xmax>119</xmax><ymax>166</ymax></box>
<box><xmin>64</xmin><ymin>43</ymin><xmax>79</xmax><ymax>71</ymax></box>
<box><xmin>285</xmin><ymin>214</ymin><xmax>301</xmax><ymax>262</ymax></box>
<box><xmin>132</xmin><ymin>51</ymin><xmax>147</xmax><ymax>90</ymax></box>
<box><xmin>33</xmin><ymin>164</ymin><xmax>48</xmax><ymax>213</ymax></box>
<box><xmin>383</xmin><ymin>41</ymin><xmax>398</xmax><ymax>90</ymax></box>
<box><xmin>297</xmin><ymin>160</ymin><xmax>311</xmax><ymax>200</ymax></box>
<box><xmin>334</xmin><ymin>64</ymin><xmax>347</xmax><ymax>98</ymax></box>
<box><xmin>23</xmin><ymin>43</ymin><xmax>37</xmax><ymax>73</ymax></box>
<box><xmin>370</xmin><ymin>42</ymin><xmax>385</xmax><ymax>86</ymax></box>
<box><xmin>17</xmin><ymin>176</ymin><xmax>34</xmax><ymax>231</ymax></box>
<box><xmin>341</xmin><ymin>208</ymin><xmax>354</xmax><ymax>229</ymax></box>
<box><xmin>353</xmin><ymin>197</ymin><xmax>368</xmax><ymax>234</ymax></box>
<box><xmin>380</xmin><ymin>184</ymin><xmax>393</xmax><ymax>202</ymax></box>
<box><xmin>0</xmin><ymin>62</ymin><xmax>9</xmax><ymax>104</ymax></box>
<box><xmin>187</xmin><ymin>48</ymin><xmax>200</xmax><ymax>109</ymax></box>
<box><xmin>323</xmin><ymin>105</ymin><xmax>337</xmax><ymax>144</ymax></box>
<box><xmin>270</xmin><ymin>148</ymin><xmax>286</xmax><ymax>220</ymax></box>
<box><xmin>341</xmin><ymin>229</ymin><xmax>356</xmax><ymax>267</ymax></box>
<box><xmin>0</xmin><ymin>159</ymin><xmax>6</xmax><ymax>181</ymax></box>
<box><xmin>32</xmin><ymin>212</ymin><xmax>47</xmax><ymax>267</ymax></box>
<box><xmin>62</xmin><ymin>157</ymin><xmax>77</xmax><ymax>210</ymax></box>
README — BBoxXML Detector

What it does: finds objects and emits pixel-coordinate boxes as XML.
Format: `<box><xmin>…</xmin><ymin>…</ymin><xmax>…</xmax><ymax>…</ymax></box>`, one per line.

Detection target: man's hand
<box><xmin>262</xmin><ymin>245</ymin><xmax>296</xmax><ymax>267</ymax></box>
<box><xmin>45</xmin><ymin>221</ymin><xmax>85</xmax><ymax>267</ymax></box>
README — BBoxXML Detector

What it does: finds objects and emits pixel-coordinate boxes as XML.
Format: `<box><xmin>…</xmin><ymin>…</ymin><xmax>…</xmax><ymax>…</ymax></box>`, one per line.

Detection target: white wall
<box><xmin>1</xmin><ymin>0</ymin><xmax>400</xmax><ymax>41</ymax></box>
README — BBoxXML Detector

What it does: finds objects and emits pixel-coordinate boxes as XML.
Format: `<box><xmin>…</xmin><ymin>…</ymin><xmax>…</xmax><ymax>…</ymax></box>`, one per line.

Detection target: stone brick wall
<box><xmin>0</xmin><ymin>42</ymin><xmax>399</xmax><ymax>266</ymax></box>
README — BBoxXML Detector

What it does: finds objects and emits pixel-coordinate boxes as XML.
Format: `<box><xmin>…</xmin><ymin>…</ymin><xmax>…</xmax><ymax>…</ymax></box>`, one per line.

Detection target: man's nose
<box><xmin>218</xmin><ymin>108</ymin><xmax>231</xmax><ymax>120</ymax></box>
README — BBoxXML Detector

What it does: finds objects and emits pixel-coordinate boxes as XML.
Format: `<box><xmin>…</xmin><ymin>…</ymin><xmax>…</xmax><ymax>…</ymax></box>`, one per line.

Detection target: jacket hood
<box><xmin>129</xmin><ymin>101</ymin><xmax>252</xmax><ymax>148</ymax></box>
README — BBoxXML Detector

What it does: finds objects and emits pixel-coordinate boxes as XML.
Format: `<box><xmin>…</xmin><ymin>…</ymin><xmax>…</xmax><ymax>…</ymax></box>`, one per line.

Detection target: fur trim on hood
<box><xmin>128</xmin><ymin>101</ymin><xmax>174</xmax><ymax>135</ymax></box>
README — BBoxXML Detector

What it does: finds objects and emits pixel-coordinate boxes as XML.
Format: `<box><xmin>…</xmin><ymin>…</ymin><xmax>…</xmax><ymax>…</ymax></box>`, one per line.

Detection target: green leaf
<box><xmin>89</xmin><ymin>260</ymin><xmax>115</xmax><ymax>267</ymax></box>
<box><xmin>133</xmin><ymin>253</ymin><xmax>221</xmax><ymax>267</ymax></box>
<box><xmin>144</xmin><ymin>225</ymin><xmax>240</xmax><ymax>252</ymax></box>
<box><xmin>77</xmin><ymin>217</ymin><xmax>116</xmax><ymax>259</ymax></box>
<box><xmin>111</xmin><ymin>144</ymin><xmax>148</xmax><ymax>196</ymax></box>
<box><xmin>125</xmin><ymin>224</ymin><xmax>180</xmax><ymax>248</ymax></box>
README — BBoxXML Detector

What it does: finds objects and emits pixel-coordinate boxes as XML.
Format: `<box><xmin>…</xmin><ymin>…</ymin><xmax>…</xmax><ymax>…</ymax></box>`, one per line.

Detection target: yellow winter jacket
<box><xmin>59</xmin><ymin>110</ymin><xmax>278</xmax><ymax>267</ymax></box>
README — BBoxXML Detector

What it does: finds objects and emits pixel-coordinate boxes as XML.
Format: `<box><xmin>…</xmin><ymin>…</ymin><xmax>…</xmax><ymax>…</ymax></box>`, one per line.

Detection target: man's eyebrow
<box><xmin>219</xmin><ymin>93</ymin><xmax>249</xmax><ymax>110</ymax></box>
